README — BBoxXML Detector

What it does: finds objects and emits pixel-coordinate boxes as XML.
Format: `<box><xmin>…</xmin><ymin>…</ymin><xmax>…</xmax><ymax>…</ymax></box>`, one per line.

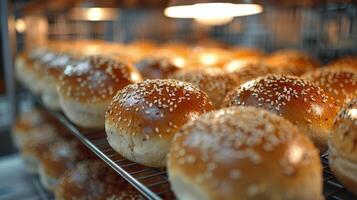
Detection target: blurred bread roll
<box><xmin>168</xmin><ymin>106</ymin><xmax>323</xmax><ymax>200</ymax></box>
<box><xmin>223</xmin><ymin>75</ymin><xmax>338</xmax><ymax>151</ymax></box>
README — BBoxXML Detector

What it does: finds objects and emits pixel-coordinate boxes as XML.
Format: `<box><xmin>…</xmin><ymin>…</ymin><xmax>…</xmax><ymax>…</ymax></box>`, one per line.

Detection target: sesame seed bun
<box><xmin>38</xmin><ymin>140</ymin><xmax>95</xmax><ymax>191</ymax></box>
<box><xmin>168</xmin><ymin>106</ymin><xmax>323</xmax><ymax>200</ymax></box>
<box><xmin>328</xmin><ymin>99</ymin><xmax>357</xmax><ymax>195</ymax></box>
<box><xmin>223</xmin><ymin>75</ymin><xmax>338</xmax><ymax>151</ymax></box>
<box><xmin>303</xmin><ymin>68</ymin><xmax>357</xmax><ymax>107</ymax></box>
<box><xmin>263</xmin><ymin>49</ymin><xmax>320</xmax><ymax>75</ymax></box>
<box><xmin>170</xmin><ymin>68</ymin><xmax>237</xmax><ymax>108</ymax></box>
<box><xmin>38</xmin><ymin>52</ymin><xmax>75</xmax><ymax>110</ymax></box>
<box><xmin>20</xmin><ymin>126</ymin><xmax>65</xmax><ymax>174</ymax></box>
<box><xmin>135</xmin><ymin>47</ymin><xmax>189</xmax><ymax>80</ymax></box>
<box><xmin>57</xmin><ymin>55</ymin><xmax>142</xmax><ymax>128</ymax></box>
<box><xmin>327</xmin><ymin>55</ymin><xmax>357</xmax><ymax>71</ymax></box>
<box><xmin>15</xmin><ymin>48</ymin><xmax>48</xmax><ymax>94</ymax></box>
<box><xmin>224</xmin><ymin>63</ymin><xmax>289</xmax><ymax>86</ymax></box>
<box><xmin>105</xmin><ymin>79</ymin><xmax>214</xmax><ymax>167</ymax></box>
<box><xmin>55</xmin><ymin>160</ymin><xmax>145</xmax><ymax>200</ymax></box>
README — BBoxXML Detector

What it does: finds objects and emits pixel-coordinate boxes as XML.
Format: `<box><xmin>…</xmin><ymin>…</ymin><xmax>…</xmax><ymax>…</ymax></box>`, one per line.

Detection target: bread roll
<box><xmin>223</xmin><ymin>75</ymin><xmax>338</xmax><ymax>151</ymax></box>
<box><xmin>168</xmin><ymin>106</ymin><xmax>323</xmax><ymax>200</ymax></box>
<box><xmin>303</xmin><ymin>68</ymin><xmax>357</xmax><ymax>107</ymax></box>
<box><xmin>57</xmin><ymin>55</ymin><xmax>142</xmax><ymax>128</ymax></box>
<box><xmin>105</xmin><ymin>79</ymin><xmax>214</xmax><ymax>167</ymax></box>
<box><xmin>55</xmin><ymin>160</ymin><xmax>145</xmax><ymax>200</ymax></box>
<box><xmin>263</xmin><ymin>49</ymin><xmax>320</xmax><ymax>75</ymax></box>
<box><xmin>328</xmin><ymin>99</ymin><xmax>357</xmax><ymax>195</ymax></box>
<box><xmin>327</xmin><ymin>55</ymin><xmax>357</xmax><ymax>71</ymax></box>
<box><xmin>38</xmin><ymin>140</ymin><xmax>95</xmax><ymax>191</ymax></box>
<box><xmin>170</xmin><ymin>68</ymin><xmax>237</xmax><ymax>108</ymax></box>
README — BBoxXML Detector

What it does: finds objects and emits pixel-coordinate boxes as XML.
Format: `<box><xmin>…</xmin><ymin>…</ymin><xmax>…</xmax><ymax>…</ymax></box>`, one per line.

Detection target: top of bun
<box><xmin>263</xmin><ymin>49</ymin><xmax>320</xmax><ymax>75</ymax></box>
<box><xmin>223</xmin><ymin>75</ymin><xmax>338</xmax><ymax>151</ymax></box>
<box><xmin>170</xmin><ymin>68</ymin><xmax>237</xmax><ymax>108</ymax></box>
<box><xmin>168</xmin><ymin>106</ymin><xmax>321</xmax><ymax>200</ymax></box>
<box><xmin>58</xmin><ymin>55</ymin><xmax>142</xmax><ymax>103</ymax></box>
<box><xmin>329</xmin><ymin>99</ymin><xmax>357</xmax><ymax>162</ymax></box>
<box><xmin>303</xmin><ymin>68</ymin><xmax>357</xmax><ymax>106</ymax></box>
<box><xmin>106</xmin><ymin>79</ymin><xmax>214</xmax><ymax>139</ymax></box>
<box><xmin>224</xmin><ymin>63</ymin><xmax>284</xmax><ymax>86</ymax></box>
<box><xmin>327</xmin><ymin>55</ymin><xmax>357</xmax><ymax>71</ymax></box>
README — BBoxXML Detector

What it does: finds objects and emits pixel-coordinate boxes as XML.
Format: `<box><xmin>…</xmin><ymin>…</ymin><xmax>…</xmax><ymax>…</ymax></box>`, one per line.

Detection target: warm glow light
<box><xmin>87</xmin><ymin>8</ymin><xmax>103</xmax><ymax>21</ymax></box>
<box><xmin>15</xmin><ymin>19</ymin><xmax>26</xmax><ymax>33</ymax></box>
<box><xmin>70</xmin><ymin>8</ymin><xmax>118</xmax><ymax>21</ymax></box>
<box><xmin>164</xmin><ymin>3</ymin><xmax>263</xmax><ymax>25</ymax></box>
<box><xmin>194</xmin><ymin>16</ymin><xmax>233</xmax><ymax>26</ymax></box>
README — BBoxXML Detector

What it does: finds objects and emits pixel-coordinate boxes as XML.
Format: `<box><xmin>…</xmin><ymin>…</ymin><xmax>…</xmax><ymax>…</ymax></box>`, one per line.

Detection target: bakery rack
<box><xmin>25</xmin><ymin>89</ymin><xmax>355</xmax><ymax>200</ymax></box>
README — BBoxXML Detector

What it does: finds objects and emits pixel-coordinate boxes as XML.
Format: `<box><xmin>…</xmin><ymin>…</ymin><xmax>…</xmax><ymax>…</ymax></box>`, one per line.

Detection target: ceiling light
<box><xmin>164</xmin><ymin>1</ymin><xmax>263</xmax><ymax>26</ymax></box>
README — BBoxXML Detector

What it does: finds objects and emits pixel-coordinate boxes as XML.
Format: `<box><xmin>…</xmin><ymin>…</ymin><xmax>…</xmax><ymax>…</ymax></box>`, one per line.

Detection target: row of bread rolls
<box><xmin>16</xmin><ymin>39</ymin><xmax>357</xmax><ymax>199</ymax></box>
<box><xmin>11</xmin><ymin>108</ymin><xmax>145</xmax><ymax>199</ymax></box>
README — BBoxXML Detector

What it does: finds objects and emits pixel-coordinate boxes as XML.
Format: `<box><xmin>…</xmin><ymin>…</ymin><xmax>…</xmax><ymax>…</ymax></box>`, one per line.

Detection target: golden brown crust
<box><xmin>58</xmin><ymin>55</ymin><xmax>142</xmax><ymax>103</ymax></box>
<box><xmin>55</xmin><ymin>160</ymin><xmax>145</xmax><ymax>200</ymax></box>
<box><xmin>327</xmin><ymin>56</ymin><xmax>357</xmax><ymax>71</ymax></box>
<box><xmin>329</xmin><ymin>99</ymin><xmax>357</xmax><ymax>162</ymax></box>
<box><xmin>303</xmin><ymin>68</ymin><xmax>357</xmax><ymax>107</ymax></box>
<box><xmin>224</xmin><ymin>63</ymin><xmax>288</xmax><ymax>86</ymax></box>
<box><xmin>168</xmin><ymin>106</ymin><xmax>322</xmax><ymax>200</ymax></box>
<box><xmin>106</xmin><ymin>79</ymin><xmax>214</xmax><ymax>140</ymax></box>
<box><xmin>135</xmin><ymin>56</ymin><xmax>185</xmax><ymax>79</ymax></box>
<box><xmin>263</xmin><ymin>49</ymin><xmax>320</xmax><ymax>75</ymax></box>
<box><xmin>223</xmin><ymin>75</ymin><xmax>338</xmax><ymax>151</ymax></box>
<box><xmin>170</xmin><ymin>68</ymin><xmax>237</xmax><ymax>108</ymax></box>
<box><xmin>40</xmin><ymin>140</ymin><xmax>95</xmax><ymax>178</ymax></box>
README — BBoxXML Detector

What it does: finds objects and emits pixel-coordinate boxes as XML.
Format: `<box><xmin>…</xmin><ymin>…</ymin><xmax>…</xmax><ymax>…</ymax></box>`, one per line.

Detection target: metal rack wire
<box><xmin>25</xmin><ymin>91</ymin><xmax>356</xmax><ymax>200</ymax></box>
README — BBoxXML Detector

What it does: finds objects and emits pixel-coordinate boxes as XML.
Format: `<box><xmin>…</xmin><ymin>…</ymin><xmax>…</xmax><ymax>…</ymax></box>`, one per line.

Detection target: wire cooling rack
<box><xmin>28</xmin><ymin>92</ymin><xmax>355</xmax><ymax>200</ymax></box>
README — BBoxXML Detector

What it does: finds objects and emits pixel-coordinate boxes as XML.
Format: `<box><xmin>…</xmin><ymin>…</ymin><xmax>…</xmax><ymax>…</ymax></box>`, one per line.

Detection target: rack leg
<box><xmin>0</xmin><ymin>0</ymin><xmax>17</xmax><ymax>124</ymax></box>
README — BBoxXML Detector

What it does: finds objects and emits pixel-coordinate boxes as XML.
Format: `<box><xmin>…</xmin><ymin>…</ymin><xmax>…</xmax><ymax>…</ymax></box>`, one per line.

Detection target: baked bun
<box><xmin>12</xmin><ymin>109</ymin><xmax>47</xmax><ymax>148</ymax></box>
<box><xmin>168</xmin><ymin>106</ymin><xmax>323</xmax><ymax>200</ymax></box>
<box><xmin>55</xmin><ymin>160</ymin><xmax>145</xmax><ymax>200</ymax></box>
<box><xmin>135</xmin><ymin>52</ymin><xmax>187</xmax><ymax>79</ymax></box>
<box><xmin>328</xmin><ymin>99</ymin><xmax>357</xmax><ymax>195</ymax></box>
<box><xmin>125</xmin><ymin>40</ymin><xmax>157</xmax><ymax>62</ymax></box>
<box><xmin>170</xmin><ymin>68</ymin><xmax>237</xmax><ymax>108</ymax></box>
<box><xmin>263</xmin><ymin>49</ymin><xmax>320</xmax><ymax>75</ymax></box>
<box><xmin>58</xmin><ymin>55</ymin><xmax>142</xmax><ymax>128</ymax></box>
<box><xmin>105</xmin><ymin>79</ymin><xmax>214</xmax><ymax>167</ymax></box>
<box><xmin>20</xmin><ymin>125</ymin><xmax>64</xmax><ymax>174</ymax></box>
<box><xmin>224</xmin><ymin>63</ymin><xmax>285</xmax><ymax>86</ymax></box>
<box><xmin>223</xmin><ymin>75</ymin><xmax>338</xmax><ymax>151</ymax></box>
<box><xmin>38</xmin><ymin>140</ymin><xmax>95</xmax><ymax>191</ymax></box>
<box><xmin>303</xmin><ymin>68</ymin><xmax>357</xmax><ymax>107</ymax></box>
<box><xmin>15</xmin><ymin>48</ymin><xmax>47</xmax><ymax>94</ymax></box>
<box><xmin>327</xmin><ymin>55</ymin><xmax>357</xmax><ymax>71</ymax></box>
<box><xmin>39</xmin><ymin>52</ymin><xmax>75</xmax><ymax>110</ymax></box>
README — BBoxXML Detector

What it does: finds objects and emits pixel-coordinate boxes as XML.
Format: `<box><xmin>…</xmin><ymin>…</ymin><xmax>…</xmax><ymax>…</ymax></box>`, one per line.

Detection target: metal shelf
<box><xmin>28</xmin><ymin>91</ymin><xmax>355</xmax><ymax>200</ymax></box>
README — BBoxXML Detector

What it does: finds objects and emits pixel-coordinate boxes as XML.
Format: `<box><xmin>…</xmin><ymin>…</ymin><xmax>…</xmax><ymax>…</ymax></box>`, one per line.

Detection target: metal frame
<box><xmin>0</xmin><ymin>0</ymin><xmax>17</xmax><ymax>124</ymax></box>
